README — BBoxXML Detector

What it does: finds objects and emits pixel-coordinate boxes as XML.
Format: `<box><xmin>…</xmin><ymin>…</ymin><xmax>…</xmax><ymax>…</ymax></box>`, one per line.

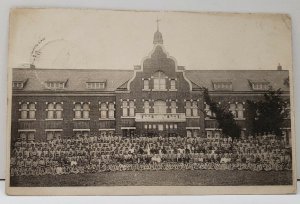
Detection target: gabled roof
<box><xmin>12</xmin><ymin>68</ymin><xmax>133</xmax><ymax>92</ymax></box>
<box><xmin>185</xmin><ymin>70</ymin><xmax>289</xmax><ymax>92</ymax></box>
<box><xmin>12</xmin><ymin>68</ymin><xmax>290</xmax><ymax>92</ymax></box>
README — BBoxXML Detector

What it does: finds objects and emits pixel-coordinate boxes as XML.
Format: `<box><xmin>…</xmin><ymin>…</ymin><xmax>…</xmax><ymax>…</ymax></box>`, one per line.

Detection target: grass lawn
<box><xmin>10</xmin><ymin>170</ymin><xmax>293</xmax><ymax>187</ymax></box>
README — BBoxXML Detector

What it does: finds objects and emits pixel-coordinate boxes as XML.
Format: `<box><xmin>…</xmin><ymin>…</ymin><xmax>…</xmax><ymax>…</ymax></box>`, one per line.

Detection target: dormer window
<box><xmin>13</xmin><ymin>81</ymin><xmax>24</xmax><ymax>89</ymax></box>
<box><xmin>46</xmin><ymin>81</ymin><xmax>66</xmax><ymax>89</ymax></box>
<box><xmin>86</xmin><ymin>82</ymin><xmax>106</xmax><ymax>89</ymax></box>
<box><xmin>213</xmin><ymin>82</ymin><xmax>232</xmax><ymax>91</ymax></box>
<box><xmin>251</xmin><ymin>82</ymin><xmax>269</xmax><ymax>90</ymax></box>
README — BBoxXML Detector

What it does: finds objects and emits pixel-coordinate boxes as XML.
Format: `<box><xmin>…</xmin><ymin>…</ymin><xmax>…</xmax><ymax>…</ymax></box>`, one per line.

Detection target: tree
<box><xmin>246</xmin><ymin>88</ymin><xmax>288</xmax><ymax>137</ymax></box>
<box><xmin>203</xmin><ymin>88</ymin><xmax>241</xmax><ymax>138</ymax></box>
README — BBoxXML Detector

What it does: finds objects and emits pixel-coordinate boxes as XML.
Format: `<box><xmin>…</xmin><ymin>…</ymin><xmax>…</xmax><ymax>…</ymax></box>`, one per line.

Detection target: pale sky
<box><xmin>9</xmin><ymin>8</ymin><xmax>292</xmax><ymax>70</ymax></box>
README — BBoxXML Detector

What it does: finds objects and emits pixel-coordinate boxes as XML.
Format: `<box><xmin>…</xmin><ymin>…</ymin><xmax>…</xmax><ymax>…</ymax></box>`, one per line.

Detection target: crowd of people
<box><xmin>10</xmin><ymin>132</ymin><xmax>292</xmax><ymax>177</ymax></box>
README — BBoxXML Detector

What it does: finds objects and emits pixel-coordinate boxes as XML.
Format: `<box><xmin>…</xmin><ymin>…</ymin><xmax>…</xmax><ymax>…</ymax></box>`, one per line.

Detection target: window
<box><xmin>46</xmin><ymin>102</ymin><xmax>63</xmax><ymax>119</ymax></box>
<box><xmin>19</xmin><ymin>131</ymin><xmax>35</xmax><ymax>141</ymax></box>
<box><xmin>213</xmin><ymin>82</ymin><xmax>232</xmax><ymax>90</ymax></box>
<box><xmin>74</xmin><ymin>102</ymin><xmax>89</xmax><ymax>119</ymax></box>
<box><xmin>144</xmin><ymin>101</ymin><xmax>150</xmax><ymax>114</ymax></box>
<box><xmin>251</xmin><ymin>82</ymin><xmax>269</xmax><ymax>90</ymax></box>
<box><xmin>158</xmin><ymin>124</ymin><xmax>163</xmax><ymax>131</ymax></box>
<box><xmin>13</xmin><ymin>81</ymin><xmax>24</xmax><ymax>89</ymax></box>
<box><xmin>237</xmin><ymin>103</ymin><xmax>244</xmax><ymax>119</ymax></box>
<box><xmin>108</xmin><ymin>103</ymin><xmax>115</xmax><ymax>119</ymax></box>
<box><xmin>20</xmin><ymin>102</ymin><xmax>36</xmax><ymax>120</ymax></box>
<box><xmin>186</xmin><ymin>101</ymin><xmax>192</xmax><ymax>117</ymax></box>
<box><xmin>20</xmin><ymin>103</ymin><xmax>28</xmax><ymax>119</ymax></box>
<box><xmin>192</xmin><ymin>101</ymin><xmax>198</xmax><ymax>116</ymax></box>
<box><xmin>100</xmin><ymin>103</ymin><xmax>107</xmax><ymax>118</ymax></box>
<box><xmin>86</xmin><ymin>82</ymin><xmax>106</xmax><ymax>89</ymax></box>
<box><xmin>46</xmin><ymin>131</ymin><xmax>62</xmax><ymax>141</ymax></box>
<box><xmin>206</xmin><ymin>130</ymin><xmax>213</xmax><ymax>138</ymax></box>
<box><xmin>82</xmin><ymin>103</ymin><xmax>90</xmax><ymax>119</ymax></box>
<box><xmin>122</xmin><ymin>100</ymin><xmax>135</xmax><ymax>117</ymax></box>
<box><xmin>20</xmin><ymin>132</ymin><xmax>27</xmax><ymax>141</ymax></box>
<box><xmin>46</xmin><ymin>81</ymin><xmax>65</xmax><ymax>89</ymax></box>
<box><xmin>122</xmin><ymin>101</ymin><xmax>128</xmax><ymax>117</ymax></box>
<box><xmin>55</xmin><ymin>103</ymin><xmax>63</xmax><ymax>119</ymax></box>
<box><xmin>74</xmin><ymin>131</ymin><xmax>89</xmax><ymax>137</ymax></box>
<box><xmin>284</xmin><ymin>103</ymin><xmax>291</xmax><ymax>119</ymax></box>
<box><xmin>74</xmin><ymin>103</ymin><xmax>82</xmax><ymax>119</ymax></box>
<box><xmin>28</xmin><ymin>103</ymin><xmax>36</xmax><ymax>119</ymax></box>
<box><xmin>153</xmin><ymin>71</ymin><xmax>166</xmax><ymax>90</ymax></box>
<box><xmin>174</xmin><ymin>124</ymin><xmax>178</xmax><ymax>129</ymax></box>
<box><xmin>143</xmin><ymin>79</ymin><xmax>149</xmax><ymax>90</ymax></box>
<box><xmin>229</xmin><ymin>103</ymin><xmax>237</xmax><ymax>118</ymax></box>
<box><xmin>144</xmin><ymin>124</ymin><xmax>148</xmax><ymax>129</ymax></box>
<box><xmin>129</xmin><ymin>101</ymin><xmax>135</xmax><ymax>117</ymax></box>
<box><xmin>187</xmin><ymin>130</ymin><xmax>192</xmax><ymax>137</ymax></box>
<box><xmin>154</xmin><ymin>100</ymin><xmax>167</xmax><ymax>114</ymax></box>
<box><xmin>171</xmin><ymin>101</ymin><xmax>176</xmax><ymax>113</ymax></box>
<box><xmin>170</xmin><ymin>79</ymin><xmax>176</xmax><ymax>90</ymax></box>
<box><xmin>47</xmin><ymin>103</ymin><xmax>55</xmax><ymax>119</ymax></box>
<box><xmin>205</xmin><ymin>104</ymin><xmax>214</xmax><ymax>118</ymax></box>
<box><xmin>46</xmin><ymin>131</ymin><xmax>54</xmax><ymax>141</ymax></box>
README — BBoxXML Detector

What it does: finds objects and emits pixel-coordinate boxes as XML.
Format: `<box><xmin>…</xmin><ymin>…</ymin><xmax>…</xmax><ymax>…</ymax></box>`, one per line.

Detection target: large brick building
<box><xmin>11</xmin><ymin>28</ymin><xmax>291</xmax><ymax>143</ymax></box>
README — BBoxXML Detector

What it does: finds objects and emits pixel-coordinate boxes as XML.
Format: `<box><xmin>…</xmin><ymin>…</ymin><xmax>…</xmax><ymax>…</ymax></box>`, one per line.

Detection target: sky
<box><xmin>8</xmin><ymin>8</ymin><xmax>292</xmax><ymax>70</ymax></box>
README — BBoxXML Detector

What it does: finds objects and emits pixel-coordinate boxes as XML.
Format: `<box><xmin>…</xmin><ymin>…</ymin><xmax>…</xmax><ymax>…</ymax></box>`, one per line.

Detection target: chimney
<box><xmin>277</xmin><ymin>63</ymin><xmax>282</xmax><ymax>71</ymax></box>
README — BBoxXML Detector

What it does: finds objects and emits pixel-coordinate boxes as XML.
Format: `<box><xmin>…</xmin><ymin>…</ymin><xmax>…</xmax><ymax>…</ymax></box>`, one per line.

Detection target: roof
<box><xmin>12</xmin><ymin>68</ymin><xmax>133</xmax><ymax>92</ymax></box>
<box><xmin>185</xmin><ymin>70</ymin><xmax>289</xmax><ymax>92</ymax></box>
<box><xmin>12</xmin><ymin>68</ymin><xmax>289</xmax><ymax>92</ymax></box>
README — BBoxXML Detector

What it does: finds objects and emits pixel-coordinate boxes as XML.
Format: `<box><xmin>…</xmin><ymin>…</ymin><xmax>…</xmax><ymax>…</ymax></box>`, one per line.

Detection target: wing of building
<box><xmin>11</xmin><ymin>27</ymin><xmax>291</xmax><ymax>144</ymax></box>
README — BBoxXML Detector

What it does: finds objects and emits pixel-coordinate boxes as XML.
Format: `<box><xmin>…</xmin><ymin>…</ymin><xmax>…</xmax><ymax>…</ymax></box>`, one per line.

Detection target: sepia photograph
<box><xmin>6</xmin><ymin>8</ymin><xmax>296</xmax><ymax>195</ymax></box>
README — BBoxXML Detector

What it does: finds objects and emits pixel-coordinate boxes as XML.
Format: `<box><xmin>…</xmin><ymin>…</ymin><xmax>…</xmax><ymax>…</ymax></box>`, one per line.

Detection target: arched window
<box><xmin>144</xmin><ymin>101</ymin><xmax>150</xmax><ymax>114</ymax></box>
<box><xmin>237</xmin><ymin>103</ymin><xmax>244</xmax><ymax>119</ymax></box>
<box><xmin>170</xmin><ymin>79</ymin><xmax>176</xmax><ymax>90</ymax></box>
<box><xmin>192</xmin><ymin>101</ymin><xmax>198</xmax><ymax>116</ymax></box>
<box><xmin>143</xmin><ymin>79</ymin><xmax>149</xmax><ymax>90</ymax></box>
<box><xmin>47</xmin><ymin>103</ymin><xmax>55</xmax><ymax>119</ymax></box>
<box><xmin>28</xmin><ymin>103</ymin><xmax>36</xmax><ymax>119</ymax></box>
<box><xmin>122</xmin><ymin>101</ymin><xmax>128</xmax><ymax>117</ymax></box>
<box><xmin>186</xmin><ymin>101</ymin><xmax>191</xmax><ymax>117</ymax></box>
<box><xmin>108</xmin><ymin>103</ymin><xmax>115</xmax><ymax>118</ymax></box>
<box><xmin>100</xmin><ymin>103</ymin><xmax>107</xmax><ymax>118</ymax></box>
<box><xmin>20</xmin><ymin>103</ymin><xmax>28</xmax><ymax>119</ymax></box>
<box><xmin>129</xmin><ymin>101</ymin><xmax>135</xmax><ymax>117</ymax></box>
<box><xmin>153</xmin><ymin>71</ymin><xmax>166</xmax><ymax>90</ymax></box>
<box><xmin>82</xmin><ymin>103</ymin><xmax>90</xmax><ymax>119</ymax></box>
<box><xmin>229</xmin><ymin>103</ymin><xmax>237</xmax><ymax>118</ymax></box>
<box><xmin>154</xmin><ymin>100</ymin><xmax>167</xmax><ymax>114</ymax></box>
<box><xmin>74</xmin><ymin>103</ymin><xmax>82</xmax><ymax>119</ymax></box>
<box><xmin>171</xmin><ymin>101</ymin><xmax>176</xmax><ymax>113</ymax></box>
<box><xmin>55</xmin><ymin>103</ymin><xmax>62</xmax><ymax>119</ymax></box>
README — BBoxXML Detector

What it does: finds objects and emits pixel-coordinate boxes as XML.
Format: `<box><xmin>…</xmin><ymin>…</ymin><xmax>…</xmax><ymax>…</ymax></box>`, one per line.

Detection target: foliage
<box><xmin>203</xmin><ymin>88</ymin><xmax>241</xmax><ymax>138</ymax></box>
<box><xmin>246</xmin><ymin>88</ymin><xmax>288</xmax><ymax>137</ymax></box>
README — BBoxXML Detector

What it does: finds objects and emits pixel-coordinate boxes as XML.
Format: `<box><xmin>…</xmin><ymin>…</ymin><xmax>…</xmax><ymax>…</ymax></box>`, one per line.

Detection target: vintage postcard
<box><xmin>6</xmin><ymin>8</ymin><xmax>296</xmax><ymax>195</ymax></box>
